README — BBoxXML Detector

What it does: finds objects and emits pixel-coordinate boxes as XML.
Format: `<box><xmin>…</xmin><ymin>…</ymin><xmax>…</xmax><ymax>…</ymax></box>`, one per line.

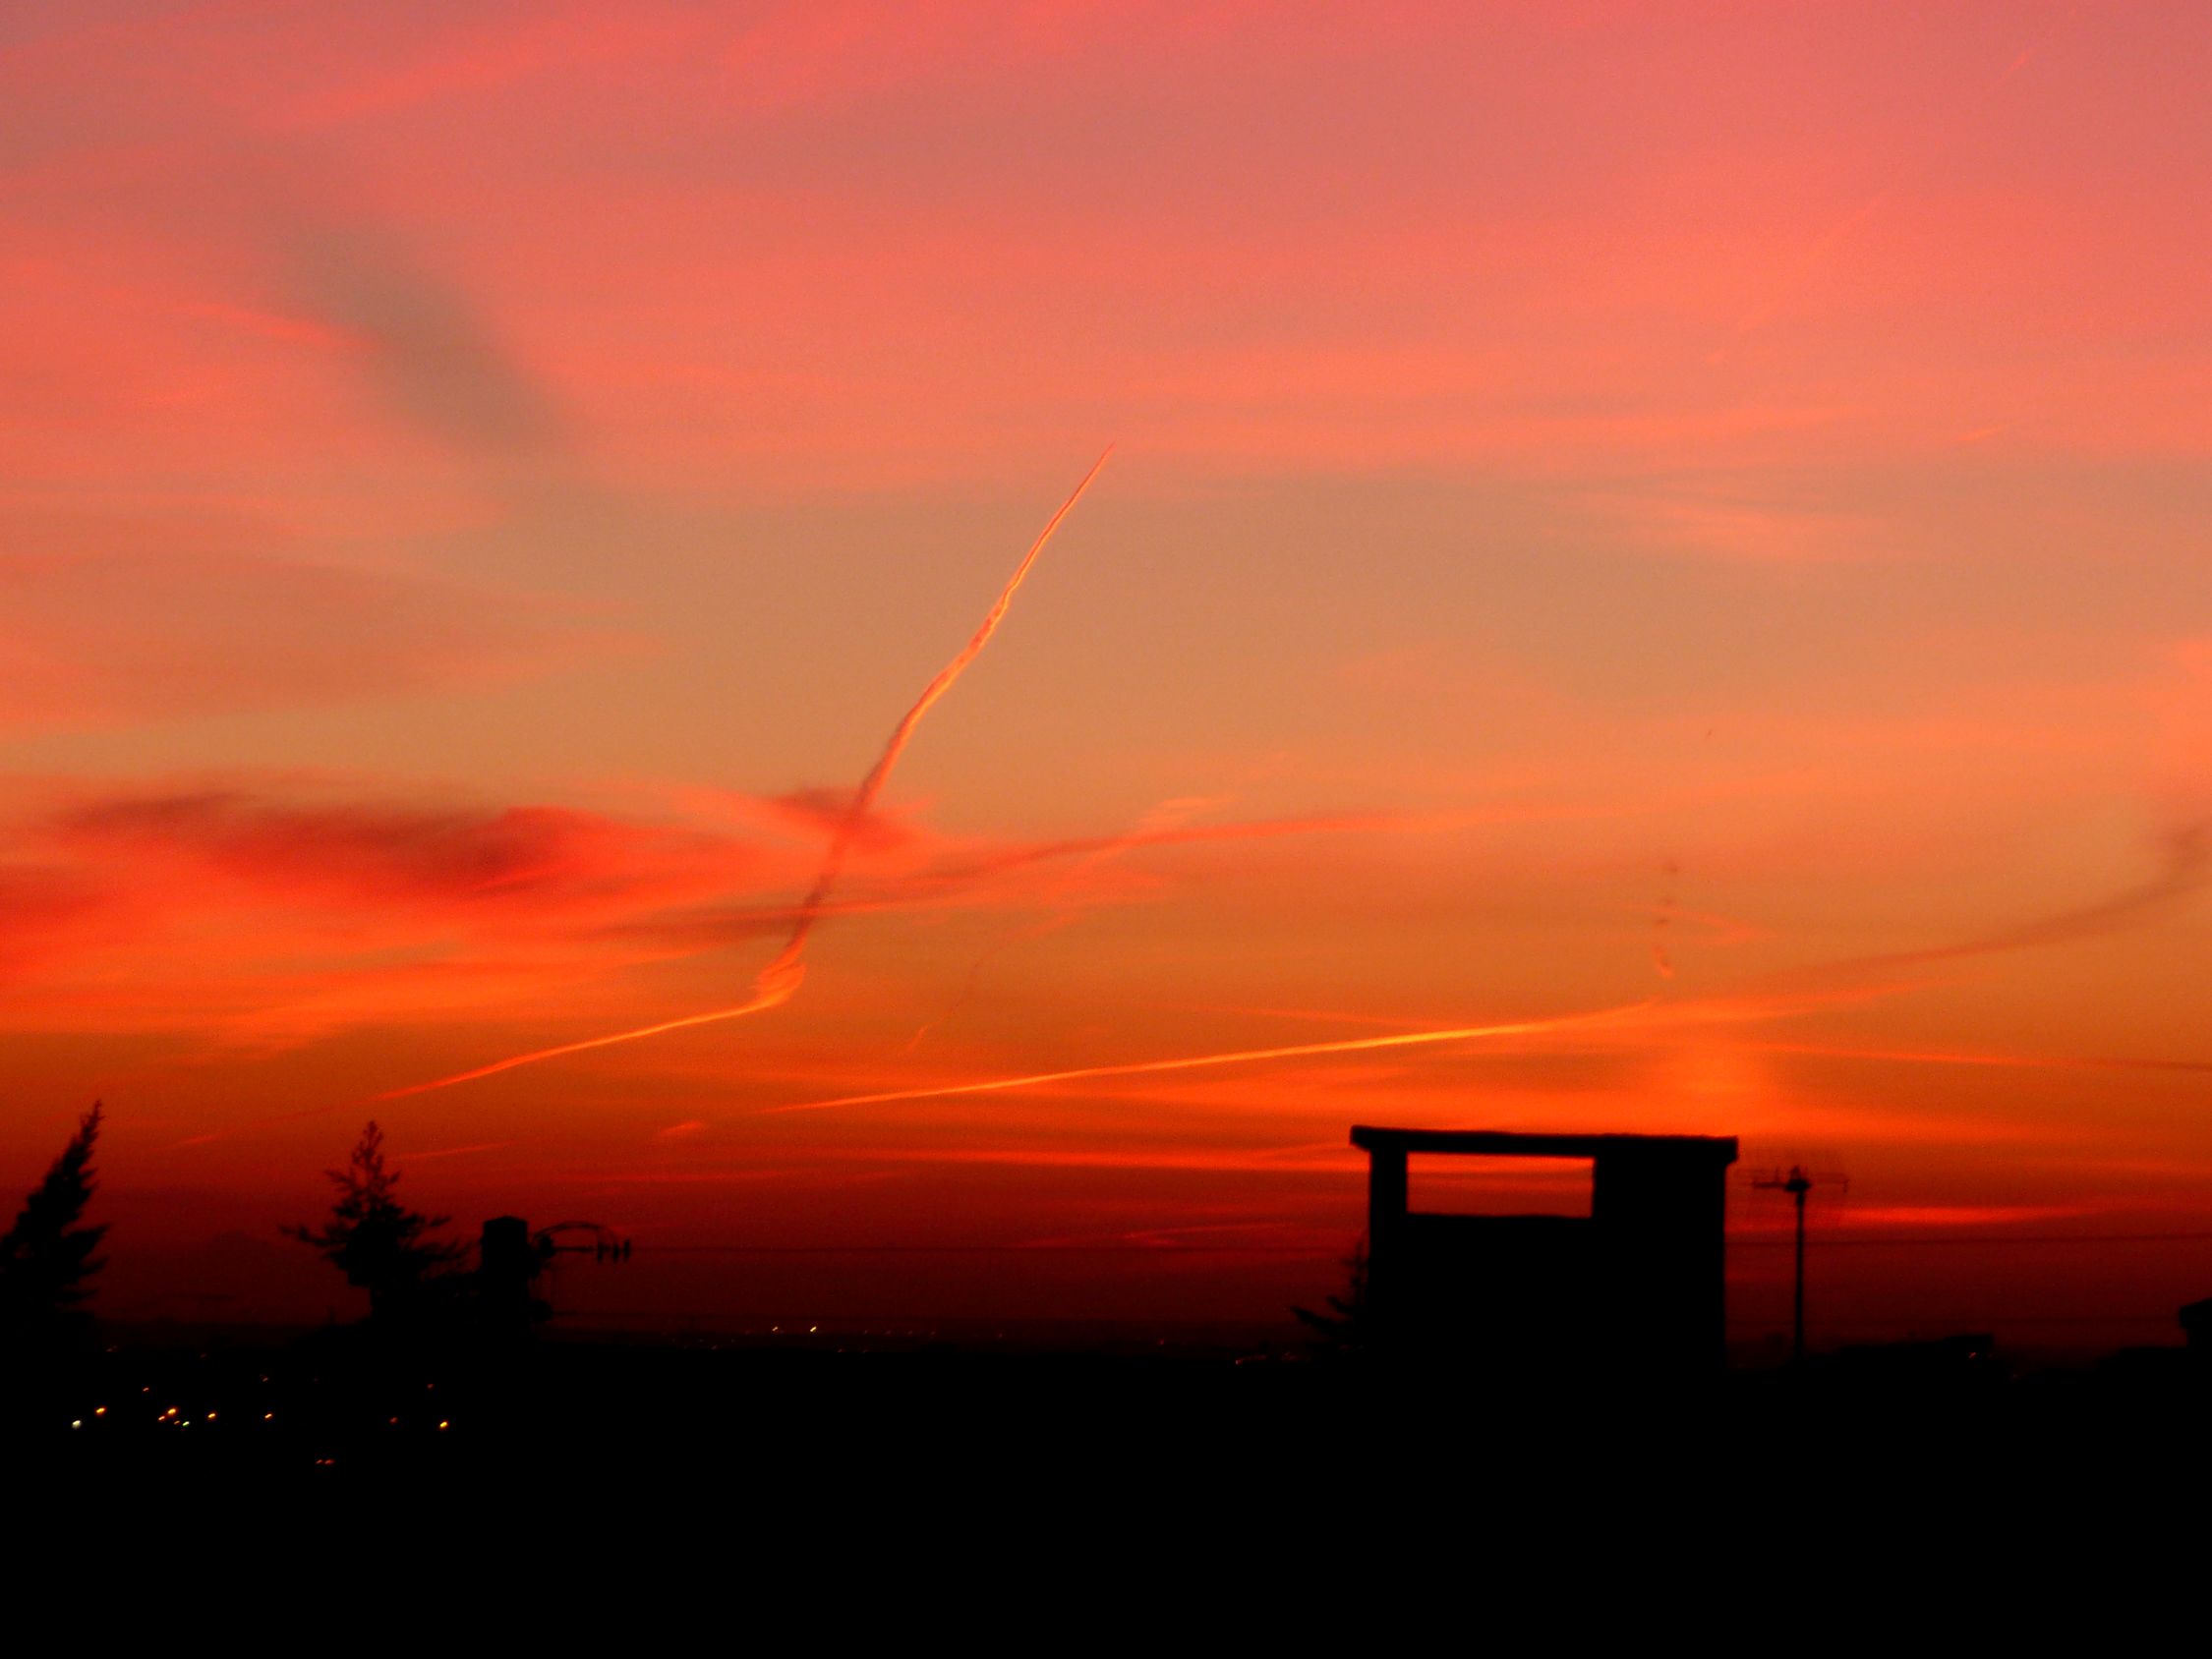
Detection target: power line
<box><xmin>1732</xmin><ymin>1230</ymin><xmax>2212</xmax><ymax>1249</ymax></box>
<box><xmin>632</xmin><ymin>1229</ymin><xmax>2212</xmax><ymax>1257</ymax></box>
<box><xmin>638</xmin><ymin>1243</ymin><xmax>1341</xmax><ymax>1256</ymax></box>
<box><xmin>1727</xmin><ymin>1312</ymin><xmax>2182</xmax><ymax>1330</ymax></box>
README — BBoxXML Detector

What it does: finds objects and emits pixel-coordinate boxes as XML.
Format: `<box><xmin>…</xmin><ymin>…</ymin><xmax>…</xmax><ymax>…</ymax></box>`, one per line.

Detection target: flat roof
<box><xmin>1350</xmin><ymin>1125</ymin><xmax>1738</xmax><ymax>1164</ymax></box>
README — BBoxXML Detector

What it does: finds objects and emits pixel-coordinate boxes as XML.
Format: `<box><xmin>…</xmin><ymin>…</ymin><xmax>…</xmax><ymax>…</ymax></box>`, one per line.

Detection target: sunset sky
<box><xmin>5</xmin><ymin>1</ymin><xmax>2209</xmax><ymax>1343</ymax></box>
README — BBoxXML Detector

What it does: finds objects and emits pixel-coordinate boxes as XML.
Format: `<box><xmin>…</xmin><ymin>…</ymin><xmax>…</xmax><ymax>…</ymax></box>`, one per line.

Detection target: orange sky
<box><xmin>5</xmin><ymin>1</ymin><xmax>2210</xmax><ymax>1344</ymax></box>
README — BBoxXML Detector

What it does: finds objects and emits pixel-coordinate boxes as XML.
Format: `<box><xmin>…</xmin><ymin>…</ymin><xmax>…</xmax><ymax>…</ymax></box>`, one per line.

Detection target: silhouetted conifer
<box><xmin>0</xmin><ymin>1103</ymin><xmax>107</xmax><ymax>1349</ymax></box>
<box><xmin>285</xmin><ymin>1121</ymin><xmax>466</xmax><ymax>1324</ymax></box>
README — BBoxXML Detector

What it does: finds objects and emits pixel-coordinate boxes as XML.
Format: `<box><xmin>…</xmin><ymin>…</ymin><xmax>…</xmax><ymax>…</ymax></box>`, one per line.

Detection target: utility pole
<box><xmin>1753</xmin><ymin>1166</ymin><xmax>1815</xmax><ymax>1364</ymax></box>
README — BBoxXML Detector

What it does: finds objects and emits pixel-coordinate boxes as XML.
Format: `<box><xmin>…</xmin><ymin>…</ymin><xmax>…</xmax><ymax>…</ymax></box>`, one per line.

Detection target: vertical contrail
<box><xmin>766</xmin><ymin>443</ymin><xmax>1117</xmax><ymax>995</ymax></box>
<box><xmin>379</xmin><ymin>447</ymin><xmax>1115</xmax><ymax>1101</ymax></box>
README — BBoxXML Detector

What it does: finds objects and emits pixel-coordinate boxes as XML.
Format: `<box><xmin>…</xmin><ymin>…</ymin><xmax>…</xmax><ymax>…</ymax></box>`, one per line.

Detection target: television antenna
<box><xmin>1750</xmin><ymin>1165</ymin><xmax>1847</xmax><ymax>1365</ymax></box>
<box><xmin>532</xmin><ymin>1220</ymin><xmax>633</xmax><ymax>1265</ymax></box>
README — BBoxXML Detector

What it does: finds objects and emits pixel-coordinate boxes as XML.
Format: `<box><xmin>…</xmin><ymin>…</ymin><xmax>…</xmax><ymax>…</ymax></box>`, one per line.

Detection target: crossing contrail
<box><xmin>379</xmin><ymin>447</ymin><xmax>1114</xmax><ymax>1101</ymax></box>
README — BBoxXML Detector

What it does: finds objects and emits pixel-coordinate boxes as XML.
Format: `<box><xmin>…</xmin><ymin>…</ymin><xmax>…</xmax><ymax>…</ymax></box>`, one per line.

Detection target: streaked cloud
<box><xmin>0</xmin><ymin>539</ymin><xmax>614</xmax><ymax>733</ymax></box>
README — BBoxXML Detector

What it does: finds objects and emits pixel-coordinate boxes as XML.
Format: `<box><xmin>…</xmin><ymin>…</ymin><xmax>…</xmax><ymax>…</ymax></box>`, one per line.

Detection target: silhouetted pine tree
<box><xmin>285</xmin><ymin>1121</ymin><xmax>466</xmax><ymax>1325</ymax></box>
<box><xmin>0</xmin><ymin>1103</ymin><xmax>107</xmax><ymax>1350</ymax></box>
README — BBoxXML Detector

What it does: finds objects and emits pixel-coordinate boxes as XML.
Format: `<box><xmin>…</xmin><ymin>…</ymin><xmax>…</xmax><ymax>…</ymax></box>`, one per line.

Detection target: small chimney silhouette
<box><xmin>479</xmin><ymin>1216</ymin><xmax>537</xmax><ymax>1342</ymax></box>
<box><xmin>2181</xmin><ymin>1296</ymin><xmax>2212</xmax><ymax>1352</ymax></box>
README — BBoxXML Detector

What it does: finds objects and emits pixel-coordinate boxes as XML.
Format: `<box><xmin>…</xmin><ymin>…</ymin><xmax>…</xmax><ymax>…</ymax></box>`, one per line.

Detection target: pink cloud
<box><xmin>48</xmin><ymin>788</ymin><xmax>750</xmax><ymax>914</ymax></box>
<box><xmin>0</xmin><ymin>775</ymin><xmax>1423</xmax><ymax>1049</ymax></box>
<box><xmin>0</xmin><ymin>778</ymin><xmax>794</xmax><ymax>1036</ymax></box>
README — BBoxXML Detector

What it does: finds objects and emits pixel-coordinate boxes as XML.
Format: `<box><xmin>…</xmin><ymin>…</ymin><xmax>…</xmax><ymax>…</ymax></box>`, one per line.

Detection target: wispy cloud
<box><xmin>0</xmin><ymin>541</ymin><xmax>614</xmax><ymax>734</ymax></box>
<box><xmin>279</xmin><ymin>215</ymin><xmax>565</xmax><ymax>460</ymax></box>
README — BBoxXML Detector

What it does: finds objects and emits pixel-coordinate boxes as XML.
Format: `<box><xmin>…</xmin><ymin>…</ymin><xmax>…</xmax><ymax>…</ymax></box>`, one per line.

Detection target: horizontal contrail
<box><xmin>1750</xmin><ymin>1040</ymin><xmax>2212</xmax><ymax>1077</ymax></box>
<box><xmin>1806</xmin><ymin>821</ymin><xmax>2211</xmax><ymax>985</ymax></box>
<box><xmin>757</xmin><ymin>830</ymin><xmax>2212</xmax><ymax>1121</ymax></box>
<box><xmin>377</xmin><ymin>987</ymin><xmax>796</xmax><ymax>1100</ymax></box>
<box><xmin>766</xmin><ymin>1001</ymin><xmax>1659</xmax><ymax>1115</ymax></box>
<box><xmin>759</xmin><ymin>980</ymin><xmax>1922</xmax><ymax>1119</ymax></box>
<box><xmin>378</xmin><ymin>447</ymin><xmax>1113</xmax><ymax>1102</ymax></box>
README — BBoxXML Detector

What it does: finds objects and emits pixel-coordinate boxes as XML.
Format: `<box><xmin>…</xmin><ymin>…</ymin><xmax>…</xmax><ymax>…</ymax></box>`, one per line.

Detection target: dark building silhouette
<box><xmin>2182</xmin><ymin>1296</ymin><xmax>2212</xmax><ymax>1352</ymax></box>
<box><xmin>478</xmin><ymin>1215</ymin><xmax>540</xmax><ymax>1343</ymax></box>
<box><xmin>476</xmin><ymin>1216</ymin><xmax>627</xmax><ymax>1343</ymax></box>
<box><xmin>1351</xmin><ymin>1125</ymin><xmax>1738</xmax><ymax>1375</ymax></box>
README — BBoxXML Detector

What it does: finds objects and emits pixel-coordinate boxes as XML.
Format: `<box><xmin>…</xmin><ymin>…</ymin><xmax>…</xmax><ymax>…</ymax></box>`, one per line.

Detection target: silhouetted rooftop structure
<box><xmin>1351</xmin><ymin>1125</ymin><xmax>1738</xmax><ymax>1375</ymax></box>
<box><xmin>2181</xmin><ymin>1296</ymin><xmax>2212</xmax><ymax>1350</ymax></box>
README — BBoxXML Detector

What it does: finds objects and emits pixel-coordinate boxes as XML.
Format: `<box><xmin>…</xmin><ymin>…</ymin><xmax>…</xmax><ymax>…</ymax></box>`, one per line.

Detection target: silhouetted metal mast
<box><xmin>533</xmin><ymin>1220</ymin><xmax>634</xmax><ymax>1264</ymax></box>
<box><xmin>1752</xmin><ymin>1166</ymin><xmax>1841</xmax><ymax>1364</ymax></box>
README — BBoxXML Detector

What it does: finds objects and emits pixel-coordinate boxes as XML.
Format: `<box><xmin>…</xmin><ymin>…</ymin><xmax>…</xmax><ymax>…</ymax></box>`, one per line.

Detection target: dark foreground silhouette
<box><xmin>10</xmin><ymin>1317</ymin><xmax>2212</xmax><ymax>1595</ymax></box>
<box><xmin>9</xmin><ymin>1110</ymin><xmax>2212</xmax><ymax>1553</ymax></box>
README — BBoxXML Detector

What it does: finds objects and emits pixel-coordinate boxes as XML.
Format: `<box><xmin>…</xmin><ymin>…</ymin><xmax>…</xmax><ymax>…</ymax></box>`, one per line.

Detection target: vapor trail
<box><xmin>765</xmin><ymin>1001</ymin><xmax>1659</xmax><ymax>1115</ymax></box>
<box><xmin>760</xmin><ymin>980</ymin><xmax>1923</xmax><ymax>1121</ymax></box>
<box><xmin>1749</xmin><ymin>1041</ymin><xmax>2212</xmax><ymax>1077</ymax></box>
<box><xmin>377</xmin><ymin>991</ymin><xmax>798</xmax><ymax>1100</ymax></box>
<box><xmin>772</xmin><ymin>443</ymin><xmax>1117</xmax><ymax>983</ymax></box>
<box><xmin>762</xmin><ymin>822</ymin><xmax>2212</xmax><ymax>1121</ymax></box>
<box><xmin>379</xmin><ymin>447</ymin><xmax>1114</xmax><ymax>1102</ymax></box>
<box><xmin>1788</xmin><ymin>820</ymin><xmax>2211</xmax><ymax>988</ymax></box>
<box><xmin>1923</xmin><ymin>823</ymin><xmax>2210</xmax><ymax>959</ymax></box>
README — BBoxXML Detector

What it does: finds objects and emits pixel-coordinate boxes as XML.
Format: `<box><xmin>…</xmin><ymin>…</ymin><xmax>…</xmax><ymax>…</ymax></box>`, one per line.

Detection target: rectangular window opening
<box><xmin>1407</xmin><ymin>1154</ymin><xmax>1593</xmax><ymax>1219</ymax></box>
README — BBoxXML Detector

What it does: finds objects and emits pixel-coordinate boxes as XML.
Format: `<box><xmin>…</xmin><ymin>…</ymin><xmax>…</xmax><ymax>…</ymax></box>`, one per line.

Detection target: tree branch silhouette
<box><xmin>285</xmin><ymin>1121</ymin><xmax>466</xmax><ymax>1327</ymax></box>
<box><xmin>0</xmin><ymin>1103</ymin><xmax>107</xmax><ymax>1353</ymax></box>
